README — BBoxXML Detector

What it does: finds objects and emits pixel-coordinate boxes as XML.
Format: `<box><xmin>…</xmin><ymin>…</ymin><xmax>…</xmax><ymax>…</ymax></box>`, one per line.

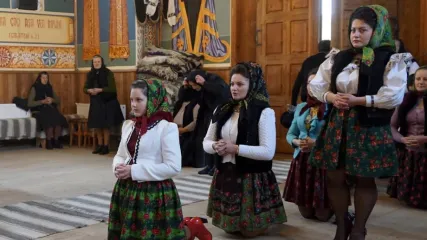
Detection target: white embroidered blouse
<box><xmin>202</xmin><ymin>108</ymin><xmax>276</xmax><ymax>164</ymax></box>
<box><xmin>308</xmin><ymin>49</ymin><xmax>418</xmax><ymax>109</ymax></box>
<box><xmin>112</xmin><ymin>120</ymin><xmax>181</xmax><ymax>182</ymax></box>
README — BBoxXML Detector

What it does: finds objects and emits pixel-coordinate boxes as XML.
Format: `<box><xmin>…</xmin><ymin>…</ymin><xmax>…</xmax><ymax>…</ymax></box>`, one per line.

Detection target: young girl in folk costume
<box><xmin>308</xmin><ymin>5</ymin><xmax>416</xmax><ymax>240</ymax></box>
<box><xmin>108</xmin><ymin>79</ymin><xmax>212</xmax><ymax>240</ymax></box>
<box><xmin>387</xmin><ymin>66</ymin><xmax>427</xmax><ymax>209</ymax></box>
<box><xmin>203</xmin><ymin>62</ymin><xmax>287</xmax><ymax>237</ymax></box>
<box><xmin>283</xmin><ymin>68</ymin><xmax>333</xmax><ymax>222</ymax></box>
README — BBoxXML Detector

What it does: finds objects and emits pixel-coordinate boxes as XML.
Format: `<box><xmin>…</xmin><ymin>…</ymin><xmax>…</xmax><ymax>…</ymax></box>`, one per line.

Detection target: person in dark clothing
<box><xmin>173</xmin><ymin>85</ymin><xmax>201</xmax><ymax>167</ymax></box>
<box><xmin>185</xmin><ymin>69</ymin><xmax>230</xmax><ymax>176</ymax></box>
<box><xmin>28</xmin><ymin>72</ymin><xmax>68</xmax><ymax>150</ymax></box>
<box><xmin>291</xmin><ymin>40</ymin><xmax>331</xmax><ymax>107</ymax></box>
<box><xmin>84</xmin><ymin>55</ymin><xmax>124</xmax><ymax>155</ymax></box>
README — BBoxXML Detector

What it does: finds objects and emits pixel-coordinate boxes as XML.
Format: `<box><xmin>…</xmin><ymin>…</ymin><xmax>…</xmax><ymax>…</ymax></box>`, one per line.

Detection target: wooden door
<box><xmin>331</xmin><ymin>0</ymin><xmax>398</xmax><ymax>49</ymax></box>
<box><xmin>256</xmin><ymin>0</ymin><xmax>320</xmax><ymax>153</ymax></box>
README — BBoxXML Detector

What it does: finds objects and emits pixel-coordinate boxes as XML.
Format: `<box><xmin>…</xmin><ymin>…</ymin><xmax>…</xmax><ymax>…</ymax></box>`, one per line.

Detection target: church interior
<box><xmin>0</xmin><ymin>0</ymin><xmax>426</xmax><ymax>239</ymax></box>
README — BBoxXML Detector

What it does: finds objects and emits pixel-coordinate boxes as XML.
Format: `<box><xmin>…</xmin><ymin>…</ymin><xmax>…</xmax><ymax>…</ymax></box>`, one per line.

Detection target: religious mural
<box><xmin>76</xmin><ymin>0</ymin><xmax>136</xmax><ymax>68</ymax></box>
<box><xmin>162</xmin><ymin>0</ymin><xmax>231</xmax><ymax>66</ymax></box>
<box><xmin>0</xmin><ymin>1</ymin><xmax>75</xmax><ymax>70</ymax></box>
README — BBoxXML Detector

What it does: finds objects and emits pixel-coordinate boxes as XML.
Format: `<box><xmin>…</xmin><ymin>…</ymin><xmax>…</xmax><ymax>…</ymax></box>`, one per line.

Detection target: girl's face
<box><xmin>350</xmin><ymin>19</ymin><xmax>373</xmax><ymax>48</ymax></box>
<box><xmin>40</xmin><ymin>74</ymin><xmax>49</xmax><ymax>85</ymax></box>
<box><xmin>92</xmin><ymin>57</ymin><xmax>102</xmax><ymax>69</ymax></box>
<box><xmin>230</xmin><ymin>73</ymin><xmax>250</xmax><ymax>101</ymax></box>
<box><xmin>414</xmin><ymin>69</ymin><xmax>427</xmax><ymax>92</ymax></box>
<box><xmin>130</xmin><ymin>88</ymin><xmax>147</xmax><ymax>117</ymax></box>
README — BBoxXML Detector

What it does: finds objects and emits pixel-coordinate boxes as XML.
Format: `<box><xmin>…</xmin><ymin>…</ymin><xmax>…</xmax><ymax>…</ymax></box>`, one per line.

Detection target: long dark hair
<box><xmin>397</xmin><ymin>66</ymin><xmax>427</xmax><ymax>137</ymax></box>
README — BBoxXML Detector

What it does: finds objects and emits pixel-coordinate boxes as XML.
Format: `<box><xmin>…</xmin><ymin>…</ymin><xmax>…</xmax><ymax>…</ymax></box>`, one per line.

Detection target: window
<box><xmin>321</xmin><ymin>0</ymin><xmax>332</xmax><ymax>40</ymax></box>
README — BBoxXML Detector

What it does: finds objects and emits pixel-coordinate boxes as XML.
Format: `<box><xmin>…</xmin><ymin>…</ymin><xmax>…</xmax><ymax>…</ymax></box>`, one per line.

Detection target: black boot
<box><xmin>208</xmin><ymin>166</ymin><xmax>216</xmax><ymax>176</ymax></box>
<box><xmin>53</xmin><ymin>139</ymin><xmax>63</xmax><ymax>149</ymax></box>
<box><xmin>46</xmin><ymin>139</ymin><xmax>53</xmax><ymax>150</ymax></box>
<box><xmin>92</xmin><ymin>145</ymin><xmax>103</xmax><ymax>154</ymax></box>
<box><xmin>100</xmin><ymin>145</ymin><xmax>110</xmax><ymax>155</ymax></box>
<box><xmin>198</xmin><ymin>166</ymin><xmax>211</xmax><ymax>175</ymax></box>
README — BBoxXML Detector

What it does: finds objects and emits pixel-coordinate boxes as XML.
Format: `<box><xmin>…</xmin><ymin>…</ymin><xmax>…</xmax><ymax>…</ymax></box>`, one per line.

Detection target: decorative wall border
<box><xmin>0</xmin><ymin>44</ymin><xmax>75</xmax><ymax>69</ymax></box>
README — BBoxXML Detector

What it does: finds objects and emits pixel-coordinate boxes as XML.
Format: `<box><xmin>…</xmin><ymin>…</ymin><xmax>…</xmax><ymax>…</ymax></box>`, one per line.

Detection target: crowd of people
<box><xmin>23</xmin><ymin>4</ymin><xmax>426</xmax><ymax>240</ymax></box>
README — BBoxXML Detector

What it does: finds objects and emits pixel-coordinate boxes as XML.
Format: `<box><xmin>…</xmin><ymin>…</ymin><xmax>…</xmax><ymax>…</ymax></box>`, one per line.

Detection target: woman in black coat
<box><xmin>28</xmin><ymin>72</ymin><xmax>68</xmax><ymax>149</ymax></box>
<box><xmin>173</xmin><ymin>86</ymin><xmax>201</xmax><ymax>167</ymax></box>
<box><xmin>185</xmin><ymin>69</ymin><xmax>230</xmax><ymax>175</ymax></box>
<box><xmin>83</xmin><ymin>55</ymin><xmax>124</xmax><ymax>155</ymax></box>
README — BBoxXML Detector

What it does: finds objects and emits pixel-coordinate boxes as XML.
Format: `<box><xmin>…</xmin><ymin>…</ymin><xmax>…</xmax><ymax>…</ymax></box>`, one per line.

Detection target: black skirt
<box><xmin>88</xmin><ymin>95</ymin><xmax>124</xmax><ymax>129</ymax></box>
<box><xmin>33</xmin><ymin>105</ymin><xmax>68</xmax><ymax>131</ymax></box>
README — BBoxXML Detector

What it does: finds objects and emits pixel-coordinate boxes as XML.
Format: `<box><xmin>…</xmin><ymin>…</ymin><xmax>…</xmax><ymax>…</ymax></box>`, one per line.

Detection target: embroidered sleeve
<box><xmin>112</xmin><ymin>121</ymin><xmax>132</xmax><ymax>173</ymax></box>
<box><xmin>308</xmin><ymin>48</ymin><xmax>339</xmax><ymax>103</ymax></box>
<box><xmin>365</xmin><ymin>53</ymin><xmax>412</xmax><ymax>109</ymax></box>
<box><xmin>238</xmin><ymin>108</ymin><xmax>276</xmax><ymax>161</ymax></box>
<box><xmin>131</xmin><ymin>122</ymin><xmax>182</xmax><ymax>181</ymax></box>
<box><xmin>202</xmin><ymin>120</ymin><xmax>218</xmax><ymax>155</ymax></box>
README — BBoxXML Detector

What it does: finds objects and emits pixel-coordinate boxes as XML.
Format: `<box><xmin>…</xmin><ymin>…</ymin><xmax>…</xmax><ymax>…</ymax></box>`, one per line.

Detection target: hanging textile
<box><xmin>171</xmin><ymin>0</ymin><xmax>230</xmax><ymax>63</ymax></box>
<box><xmin>83</xmin><ymin>0</ymin><xmax>101</xmax><ymax>60</ymax></box>
<box><xmin>109</xmin><ymin>0</ymin><xmax>130</xmax><ymax>59</ymax></box>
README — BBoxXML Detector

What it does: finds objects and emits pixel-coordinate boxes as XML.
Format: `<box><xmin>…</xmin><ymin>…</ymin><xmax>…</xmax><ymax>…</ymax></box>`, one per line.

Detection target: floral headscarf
<box><xmin>350</xmin><ymin>5</ymin><xmax>395</xmax><ymax>66</ymax></box>
<box><xmin>212</xmin><ymin>62</ymin><xmax>269</xmax><ymax>124</ymax></box>
<box><xmin>133</xmin><ymin>79</ymin><xmax>172</xmax><ymax>136</ymax></box>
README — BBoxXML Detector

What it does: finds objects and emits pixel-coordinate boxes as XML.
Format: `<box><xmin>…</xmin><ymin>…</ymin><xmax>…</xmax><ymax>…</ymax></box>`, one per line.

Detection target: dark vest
<box><xmin>214</xmin><ymin>105</ymin><xmax>272</xmax><ymax>173</ymax></box>
<box><xmin>331</xmin><ymin>48</ymin><xmax>395</xmax><ymax>127</ymax></box>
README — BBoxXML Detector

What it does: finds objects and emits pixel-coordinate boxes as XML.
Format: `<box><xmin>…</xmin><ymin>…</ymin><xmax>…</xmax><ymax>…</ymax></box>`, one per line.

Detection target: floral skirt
<box><xmin>283</xmin><ymin>152</ymin><xmax>330</xmax><ymax>209</ymax></box>
<box><xmin>108</xmin><ymin>178</ymin><xmax>185</xmax><ymax>240</ymax></box>
<box><xmin>387</xmin><ymin>149</ymin><xmax>427</xmax><ymax>209</ymax></box>
<box><xmin>207</xmin><ymin>163</ymin><xmax>287</xmax><ymax>233</ymax></box>
<box><xmin>309</xmin><ymin>108</ymin><xmax>398</xmax><ymax>177</ymax></box>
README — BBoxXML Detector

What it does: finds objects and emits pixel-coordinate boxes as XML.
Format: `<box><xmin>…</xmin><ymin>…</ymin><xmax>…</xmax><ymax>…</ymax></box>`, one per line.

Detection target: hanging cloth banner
<box><xmin>109</xmin><ymin>0</ymin><xmax>130</xmax><ymax>59</ymax></box>
<box><xmin>83</xmin><ymin>0</ymin><xmax>101</xmax><ymax>60</ymax></box>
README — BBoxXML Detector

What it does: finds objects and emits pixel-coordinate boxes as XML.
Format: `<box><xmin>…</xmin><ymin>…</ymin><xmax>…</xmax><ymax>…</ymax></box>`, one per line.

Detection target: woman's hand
<box><xmin>332</xmin><ymin>94</ymin><xmax>350</xmax><ymax>110</ymax></box>
<box><xmin>115</xmin><ymin>164</ymin><xmax>132</xmax><ymax>179</ymax></box>
<box><xmin>292</xmin><ymin>139</ymin><xmax>301</xmax><ymax>147</ymax></box>
<box><xmin>300</xmin><ymin>137</ymin><xmax>315</xmax><ymax>152</ymax></box>
<box><xmin>402</xmin><ymin>136</ymin><xmax>424</xmax><ymax>148</ymax></box>
<box><xmin>214</xmin><ymin>139</ymin><xmax>238</xmax><ymax>156</ymax></box>
<box><xmin>178</xmin><ymin>128</ymin><xmax>187</xmax><ymax>135</ymax></box>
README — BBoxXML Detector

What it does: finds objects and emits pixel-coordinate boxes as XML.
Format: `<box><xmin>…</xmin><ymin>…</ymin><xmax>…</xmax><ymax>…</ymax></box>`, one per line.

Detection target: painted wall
<box><xmin>0</xmin><ymin>1</ymin><xmax>10</xmax><ymax>8</ymax></box>
<box><xmin>76</xmin><ymin>0</ymin><xmax>136</xmax><ymax>68</ymax></box>
<box><xmin>0</xmin><ymin>1</ymin><xmax>75</xmax><ymax>70</ymax></box>
<box><xmin>161</xmin><ymin>0</ymin><xmax>231</xmax><ymax>65</ymax></box>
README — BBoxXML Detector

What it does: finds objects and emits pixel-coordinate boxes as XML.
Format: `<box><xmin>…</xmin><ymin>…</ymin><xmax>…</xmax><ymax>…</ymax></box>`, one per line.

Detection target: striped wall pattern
<box><xmin>0</xmin><ymin>161</ymin><xmax>290</xmax><ymax>239</ymax></box>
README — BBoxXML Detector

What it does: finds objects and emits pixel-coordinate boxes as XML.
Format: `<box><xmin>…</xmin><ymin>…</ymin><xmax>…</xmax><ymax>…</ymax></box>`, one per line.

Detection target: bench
<box><xmin>0</xmin><ymin>104</ymin><xmax>69</xmax><ymax>147</ymax></box>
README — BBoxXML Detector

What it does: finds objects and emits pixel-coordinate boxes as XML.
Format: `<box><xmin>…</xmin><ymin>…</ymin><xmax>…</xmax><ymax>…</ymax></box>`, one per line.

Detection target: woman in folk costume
<box><xmin>308</xmin><ymin>5</ymin><xmax>416</xmax><ymax>240</ymax></box>
<box><xmin>173</xmin><ymin>85</ymin><xmax>201</xmax><ymax>167</ymax></box>
<box><xmin>27</xmin><ymin>72</ymin><xmax>68</xmax><ymax>149</ymax></box>
<box><xmin>108</xmin><ymin>79</ymin><xmax>212</xmax><ymax>240</ymax></box>
<box><xmin>84</xmin><ymin>55</ymin><xmax>124</xmax><ymax>155</ymax></box>
<box><xmin>387</xmin><ymin>66</ymin><xmax>427</xmax><ymax>209</ymax></box>
<box><xmin>283</xmin><ymin>68</ymin><xmax>333</xmax><ymax>222</ymax></box>
<box><xmin>203</xmin><ymin>62</ymin><xmax>287</xmax><ymax>237</ymax></box>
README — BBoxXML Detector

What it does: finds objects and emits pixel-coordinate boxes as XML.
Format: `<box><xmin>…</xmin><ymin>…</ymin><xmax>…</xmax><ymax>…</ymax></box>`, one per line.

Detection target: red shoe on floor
<box><xmin>184</xmin><ymin>217</ymin><xmax>212</xmax><ymax>240</ymax></box>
